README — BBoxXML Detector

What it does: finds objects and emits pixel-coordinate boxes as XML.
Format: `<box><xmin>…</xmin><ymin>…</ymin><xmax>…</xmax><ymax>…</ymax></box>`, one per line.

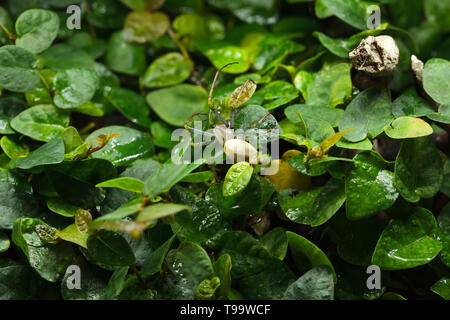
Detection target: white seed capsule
<box><xmin>224</xmin><ymin>139</ymin><xmax>258</xmax><ymax>164</ymax></box>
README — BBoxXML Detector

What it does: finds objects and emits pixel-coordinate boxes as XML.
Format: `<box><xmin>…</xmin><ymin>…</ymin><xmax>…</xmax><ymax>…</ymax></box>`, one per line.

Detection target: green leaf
<box><xmin>372</xmin><ymin>207</ymin><xmax>442</xmax><ymax>270</ymax></box>
<box><xmin>87</xmin><ymin>229</ymin><xmax>136</xmax><ymax>267</ymax></box>
<box><xmin>143</xmin><ymin>160</ymin><xmax>203</xmax><ymax>198</ymax></box>
<box><xmin>15</xmin><ymin>9</ymin><xmax>59</xmax><ymax>54</ymax></box>
<box><xmin>0</xmin><ymin>45</ymin><xmax>41</xmax><ymax>92</ymax></box>
<box><xmin>222</xmin><ymin>161</ymin><xmax>253</xmax><ymax>197</ymax></box>
<box><xmin>46</xmin><ymin>198</ymin><xmax>80</xmax><ymax>217</ymax></box>
<box><xmin>11</xmin><ymin>139</ymin><xmax>65</xmax><ymax>169</ymax></box>
<box><xmin>0</xmin><ymin>261</ymin><xmax>59</xmax><ymax>299</ymax></box>
<box><xmin>208</xmin><ymin>0</ymin><xmax>278</xmax><ymax>25</ymax></box>
<box><xmin>170</xmin><ymin>185</ymin><xmax>230</xmax><ymax>247</ymax></box>
<box><xmin>46</xmin><ymin>159</ymin><xmax>117</xmax><ymax>208</ymax></box>
<box><xmin>392</xmin><ymin>88</ymin><xmax>434</xmax><ymax>118</ymax></box>
<box><xmin>0</xmin><ymin>231</ymin><xmax>10</xmax><ymax>253</ymax></box>
<box><xmin>431</xmin><ymin>278</ymin><xmax>450</xmax><ymax>300</ymax></box>
<box><xmin>427</xmin><ymin>104</ymin><xmax>450</xmax><ymax>124</ymax></box>
<box><xmin>425</xmin><ymin>0</ymin><xmax>450</xmax><ymax>32</ymax></box>
<box><xmin>314</xmin><ymin>23</ymin><xmax>388</xmax><ymax>58</ymax></box>
<box><xmin>10</xmin><ymin>104</ymin><xmax>70</xmax><ymax>142</ymax></box>
<box><xmin>394</xmin><ymin>136</ymin><xmax>443</xmax><ymax>202</ymax></box>
<box><xmin>0</xmin><ymin>168</ymin><xmax>39</xmax><ymax>229</ymax></box>
<box><xmin>0</xmin><ymin>98</ymin><xmax>27</xmax><ymax>134</ymax></box>
<box><xmin>120</xmin><ymin>0</ymin><xmax>165</xmax><ymax>10</ymax></box>
<box><xmin>103</xmin><ymin>266</ymin><xmax>129</xmax><ymax>300</ymax></box>
<box><xmin>136</xmin><ymin>203</ymin><xmax>191</xmax><ymax>221</ymax></box>
<box><xmin>320</xmin><ymin>0</ymin><xmax>372</xmax><ymax>30</ymax></box>
<box><xmin>205</xmin><ymin>46</ymin><xmax>250</xmax><ymax>74</ymax></box>
<box><xmin>97</xmin><ymin>177</ymin><xmax>144</xmax><ymax>193</ymax></box>
<box><xmin>158</xmin><ymin>241</ymin><xmax>213</xmax><ymax>299</ymax></box>
<box><xmin>234</xmin><ymin>105</ymin><xmax>281</xmax><ymax>142</ymax></box>
<box><xmin>423</xmin><ymin>58</ymin><xmax>450</xmax><ymax>105</ymax></box>
<box><xmin>278</xmin><ymin>178</ymin><xmax>345</xmax><ymax>227</ymax></box>
<box><xmin>285</xmin><ymin>104</ymin><xmax>344</xmax><ymax>127</ymax></box>
<box><xmin>345</xmin><ymin>151</ymin><xmax>398</xmax><ymax>220</ymax></box>
<box><xmin>282</xmin><ymin>266</ymin><xmax>334</xmax><ymax>300</ymax></box>
<box><xmin>141</xmin><ymin>233</ymin><xmax>177</xmax><ymax>278</ymax></box>
<box><xmin>61</xmin><ymin>256</ymin><xmax>110</xmax><ymax>300</ymax></box>
<box><xmin>328</xmin><ymin>212</ymin><xmax>385</xmax><ymax>266</ymax></box>
<box><xmin>286</xmin><ymin>231</ymin><xmax>336</xmax><ymax>282</ymax></box>
<box><xmin>213</xmin><ymin>254</ymin><xmax>232</xmax><ymax>299</ymax></box>
<box><xmin>12</xmin><ymin>218</ymin><xmax>76</xmax><ymax>282</ymax></box>
<box><xmin>146</xmin><ymin>84</ymin><xmax>208</xmax><ymax>127</ymax></box>
<box><xmin>123</xmin><ymin>11</ymin><xmax>170</xmax><ymax>44</ymax></box>
<box><xmin>259</xmin><ymin>227</ymin><xmax>288</xmax><ymax>260</ymax></box>
<box><xmin>306</xmin><ymin>63</ymin><xmax>352</xmax><ymax>108</ymax></box>
<box><xmin>384</xmin><ymin>116</ymin><xmax>433</xmax><ymax>139</ymax></box>
<box><xmin>55</xmin><ymin>223</ymin><xmax>88</xmax><ymax>248</ymax></box>
<box><xmin>86</xmin><ymin>126</ymin><xmax>154</xmax><ymax>166</ymax></box>
<box><xmin>53</xmin><ymin>68</ymin><xmax>100</xmax><ymax>109</ymax></box>
<box><xmin>106</xmin><ymin>31</ymin><xmax>147</xmax><ymax>75</ymax></box>
<box><xmin>215</xmin><ymin>231</ymin><xmax>295</xmax><ymax>299</ymax></box>
<box><xmin>91</xmin><ymin>197</ymin><xmax>143</xmax><ymax>231</ymax></box>
<box><xmin>105</xmin><ymin>87</ymin><xmax>151</xmax><ymax>127</ymax></box>
<box><xmin>41</xmin><ymin>44</ymin><xmax>96</xmax><ymax>71</ymax></box>
<box><xmin>142</xmin><ymin>52</ymin><xmax>193</xmax><ymax>88</ymax></box>
<box><xmin>437</xmin><ymin>203</ymin><xmax>450</xmax><ymax>268</ymax></box>
<box><xmin>0</xmin><ymin>136</ymin><xmax>29</xmax><ymax>159</ymax></box>
<box><xmin>339</xmin><ymin>88</ymin><xmax>393</xmax><ymax>142</ymax></box>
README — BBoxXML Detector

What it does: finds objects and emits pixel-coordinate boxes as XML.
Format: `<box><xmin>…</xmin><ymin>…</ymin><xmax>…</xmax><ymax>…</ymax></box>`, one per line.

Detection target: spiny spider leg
<box><xmin>208</xmin><ymin>62</ymin><xmax>239</xmax><ymax>127</ymax></box>
<box><xmin>230</xmin><ymin>108</ymin><xmax>236</xmax><ymax>130</ymax></box>
<box><xmin>184</xmin><ymin>112</ymin><xmax>213</xmax><ymax>145</ymax></box>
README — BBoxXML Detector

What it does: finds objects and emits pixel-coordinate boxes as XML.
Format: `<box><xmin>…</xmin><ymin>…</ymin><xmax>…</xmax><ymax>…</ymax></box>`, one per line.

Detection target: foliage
<box><xmin>0</xmin><ymin>0</ymin><xmax>449</xmax><ymax>301</ymax></box>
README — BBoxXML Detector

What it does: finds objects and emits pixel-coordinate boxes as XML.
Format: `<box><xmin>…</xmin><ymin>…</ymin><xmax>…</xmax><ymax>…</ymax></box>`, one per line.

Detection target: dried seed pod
<box><xmin>349</xmin><ymin>35</ymin><xmax>399</xmax><ymax>76</ymax></box>
<box><xmin>411</xmin><ymin>54</ymin><xmax>424</xmax><ymax>83</ymax></box>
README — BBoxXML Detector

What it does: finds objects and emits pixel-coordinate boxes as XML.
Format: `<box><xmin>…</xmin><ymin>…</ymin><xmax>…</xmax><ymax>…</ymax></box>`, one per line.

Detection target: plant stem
<box><xmin>167</xmin><ymin>28</ymin><xmax>191</xmax><ymax>62</ymax></box>
<box><xmin>0</xmin><ymin>22</ymin><xmax>16</xmax><ymax>41</ymax></box>
<box><xmin>131</xmin><ymin>264</ymin><xmax>146</xmax><ymax>289</ymax></box>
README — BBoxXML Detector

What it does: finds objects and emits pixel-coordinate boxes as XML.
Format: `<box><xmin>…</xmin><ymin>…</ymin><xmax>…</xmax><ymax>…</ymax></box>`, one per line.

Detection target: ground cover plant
<box><xmin>0</xmin><ymin>0</ymin><xmax>449</xmax><ymax>300</ymax></box>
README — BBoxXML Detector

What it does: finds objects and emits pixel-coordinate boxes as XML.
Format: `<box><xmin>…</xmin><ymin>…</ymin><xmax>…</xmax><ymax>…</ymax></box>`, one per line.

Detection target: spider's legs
<box><xmin>208</xmin><ymin>62</ymin><xmax>238</xmax><ymax>128</ymax></box>
<box><xmin>184</xmin><ymin>112</ymin><xmax>214</xmax><ymax>146</ymax></box>
<box><xmin>230</xmin><ymin>109</ymin><xmax>236</xmax><ymax>130</ymax></box>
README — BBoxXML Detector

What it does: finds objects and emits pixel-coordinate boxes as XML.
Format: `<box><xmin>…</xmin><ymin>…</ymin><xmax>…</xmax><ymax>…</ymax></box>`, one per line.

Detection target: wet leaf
<box><xmin>10</xmin><ymin>104</ymin><xmax>70</xmax><ymax>142</ymax></box>
<box><xmin>11</xmin><ymin>139</ymin><xmax>65</xmax><ymax>170</ymax></box>
<box><xmin>0</xmin><ymin>45</ymin><xmax>41</xmax><ymax>92</ymax></box>
<box><xmin>394</xmin><ymin>137</ymin><xmax>443</xmax><ymax>202</ymax></box>
<box><xmin>345</xmin><ymin>151</ymin><xmax>398</xmax><ymax>220</ymax></box>
<box><xmin>384</xmin><ymin>116</ymin><xmax>433</xmax><ymax>139</ymax></box>
<box><xmin>15</xmin><ymin>9</ymin><xmax>59</xmax><ymax>54</ymax></box>
<box><xmin>97</xmin><ymin>177</ymin><xmax>145</xmax><ymax>193</ymax></box>
<box><xmin>282</xmin><ymin>266</ymin><xmax>334</xmax><ymax>300</ymax></box>
<box><xmin>339</xmin><ymin>88</ymin><xmax>393</xmax><ymax>142</ymax></box>
<box><xmin>286</xmin><ymin>231</ymin><xmax>336</xmax><ymax>282</ymax></box>
<box><xmin>205</xmin><ymin>46</ymin><xmax>250</xmax><ymax>74</ymax></box>
<box><xmin>372</xmin><ymin>207</ymin><xmax>442</xmax><ymax>270</ymax></box>
<box><xmin>222</xmin><ymin>161</ymin><xmax>253</xmax><ymax>197</ymax></box>
<box><xmin>146</xmin><ymin>84</ymin><xmax>208</xmax><ymax>126</ymax></box>
<box><xmin>137</xmin><ymin>203</ymin><xmax>191</xmax><ymax>222</ymax></box>
<box><xmin>142</xmin><ymin>52</ymin><xmax>193</xmax><ymax>88</ymax></box>
<box><xmin>53</xmin><ymin>68</ymin><xmax>100</xmax><ymax>109</ymax></box>
<box><xmin>123</xmin><ymin>11</ymin><xmax>170</xmax><ymax>44</ymax></box>
<box><xmin>87</xmin><ymin>229</ymin><xmax>136</xmax><ymax>267</ymax></box>
<box><xmin>86</xmin><ymin>126</ymin><xmax>154</xmax><ymax>166</ymax></box>
<box><xmin>423</xmin><ymin>58</ymin><xmax>450</xmax><ymax>105</ymax></box>
<box><xmin>106</xmin><ymin>31</ymin><xmax>147</xmax><ymax>75</ymax></box>
<box><xmin>105</xmin><ymin>87</ymin><xmax>151</xmax><ymax>127</ymax></box>
<box><xmin>431</xmin><ymin>278</ymin><xmax>450</xmax><ymax>300</ymax></box>
<box><xmin>279</xmin><ymin>178</ymin><xmax>345</xmax><ymax>227</ymax></box>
